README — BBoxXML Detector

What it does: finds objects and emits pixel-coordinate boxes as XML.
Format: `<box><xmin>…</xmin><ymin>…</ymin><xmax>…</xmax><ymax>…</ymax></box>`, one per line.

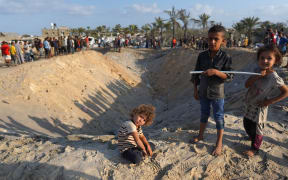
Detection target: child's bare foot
<box><xmin>190</xmin><ymin>136</ymin><xmax>203</xmax><ymax>144</ymax></box>
<box><xmin>243</xmin><ymin>150</ymin><xmax>256</xmax><ymax>157</ymax></box>
<box><xmin>212</xmin><ymin>145</ymin><xmax>222</xmax><ymax>156</ymax></box>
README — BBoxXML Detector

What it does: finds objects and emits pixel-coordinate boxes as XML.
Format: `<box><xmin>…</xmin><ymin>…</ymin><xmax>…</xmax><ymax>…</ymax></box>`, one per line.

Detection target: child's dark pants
<box><xmin>122</xmin><ymin>147</ymin><xmax>143</xmax><ymax>164</ymax></box>
<box><xmin>121</xmin><ymin>143</ymin><xmax>155</xmax><ymax>164</ymax></box>
<box><xmin>243</xmin><ymin>117</ymin><xmax>263</xmax><ymax>151</ymax></box>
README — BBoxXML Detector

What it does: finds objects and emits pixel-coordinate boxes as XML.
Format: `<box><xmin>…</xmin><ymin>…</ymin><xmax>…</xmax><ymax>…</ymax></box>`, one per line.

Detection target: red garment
<box><xmin>270</xmin><ymin>33</ymin><xmax>276</xmax><ymax>44</ymax></box>
<box><xmin>253</xmin><ymin>134</ymin><xmax>263</xmax><ymax>150</ymax></box>
<box><xmin>1</xmin><ymin>44</ymin><xmax>10</xmax><ymax>55</ymax></box>
<box><xmin>273</xmin><ymin>36</ymin><xmax>277</xmax><ymax>44</ymax></box>
<box><xmin>172</xmin><ymin>38</ymin><xmax>176</xmax><ymax>44</ymax></box>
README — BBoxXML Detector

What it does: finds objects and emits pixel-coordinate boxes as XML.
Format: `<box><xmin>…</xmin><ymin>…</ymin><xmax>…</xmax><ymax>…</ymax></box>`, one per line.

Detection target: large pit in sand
<box><xmin>0</xmin><ymin>48</ymin><xmax>287</xmax><ymax>179</ymax></box>
<box><xmin>0</xmin><ymin>47</ymin><xmax>264</xmax><ymax>136</ymax></box>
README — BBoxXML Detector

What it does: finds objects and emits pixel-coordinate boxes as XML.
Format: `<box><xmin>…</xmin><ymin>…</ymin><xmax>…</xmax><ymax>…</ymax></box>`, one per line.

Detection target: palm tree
<box><xmin>178</xmin><ymin>9</ymin><xmax>190</xmax><ymax>42</ymax></box>
<box><xmin>274</xmin><ymin>22</ymin><xmax>286</xmax><ymax>32</ymax></box>
<box><xmin>113</xmin><ymin>24</ymin><xmax>122</xmax><ymax>35</ymax></box>
<box><xmin>77</xmin><ymin>27</ymin><xmax>86</xmax><ymax>36</ymax></box>
<box><xmin>164</xmin><ymin>6</ymin><xmax>180</xmax><ymax>38</ymax></box>
<box><xmin>260</xmin><ymin>21</ymin><xmax>272</xmax><ymax>30</ymax></box>
<box><xmin>240</xmin><ymin>16</ymin><xmax>260</xmax><ymax>45</ymax></box>
<box><xmin>233</xmin><ymin>22</ymin><xmax>246</xmax><ymax>35</ymax></box>
<box><xmin>128</xmin><ymin>24</ymin><xmax>139</xmax><ymax>35</ymax></box>
<box><xmin>123</xmin><ymin>27</ymin><xmax>130</xmax><ymax>36</ymax></box>
<box><xmin>96</xmin><ymin>26</ymin><xmax>105</xmax><ymax>37</ymax></box>
<box><xmin>150</xmin><ymin>22</ymin><xmax>158</xmax><ymax>38</ymax></box>
<box><xmin>155</xmin><ymin>17</ymin><xmax>165</xmax><ymax>43</ymax></box>
<box><xmin>86</xmin><ymin>26</ymin><xmax>91</xmax><ymax>36</ymax></box>
<box><xmin>104</xmin><ymin>26</ymin><xmax>111</xmax><ymax>36</ymax></box>
<box><xmin>164</xmin><ymin>21</ymin><xmax>173</xmax><ymax>39</ymax></box>
<box><xmin>141</xmin><ymin>24</ymin><xmax>151</xmax><ymax>36</ymax></box>
<box><xmin>192</xmin><ymin>13</ymin><xmax>211</xmax><ymax>31</ymax></box>
<box><xmin>90</xmin><ymin>28</ymin><xmax>98</xmax><ymax>38</ymax></box>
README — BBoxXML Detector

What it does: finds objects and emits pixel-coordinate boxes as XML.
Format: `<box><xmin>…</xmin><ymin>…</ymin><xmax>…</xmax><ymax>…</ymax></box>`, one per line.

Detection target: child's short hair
<box><xmin>257</xmin><ymin>44</ymin><xmax>282</xmax><ymax>65</ymax></box>
<box><xmin>208</xmin><ymin>25</ymin><xmax>226</xmax><ymax>35</ymax></box>
<box><xmin>130</xmin><ymin>104</ymin><xmax>155</xmax><ymax>126</ymax></box>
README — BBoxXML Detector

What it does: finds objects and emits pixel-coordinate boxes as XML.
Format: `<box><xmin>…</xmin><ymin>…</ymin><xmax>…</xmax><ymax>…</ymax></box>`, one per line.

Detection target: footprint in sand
<box><xmin>193</xmin><ymin>143</ymin><xmax>208</xmax><ymax>154</ymax></box>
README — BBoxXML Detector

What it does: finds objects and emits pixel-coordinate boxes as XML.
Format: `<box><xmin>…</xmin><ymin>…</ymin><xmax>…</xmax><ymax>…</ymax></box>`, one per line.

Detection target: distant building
<box><xmin>0</xmin><ymin>32</ymin><xmax>21</xmax><ymax>42</ymax></box>
<box><xmin>42</xmin><ymin>26</ymin><xmax>70</xmax><ymax>37</ymax></box>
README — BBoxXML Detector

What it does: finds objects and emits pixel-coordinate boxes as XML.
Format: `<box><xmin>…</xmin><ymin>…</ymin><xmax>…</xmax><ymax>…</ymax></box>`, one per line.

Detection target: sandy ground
<box><xmin>0</xmin><ymin>47</ymin><xmax>287</xmax><ymax>180</ymax></box>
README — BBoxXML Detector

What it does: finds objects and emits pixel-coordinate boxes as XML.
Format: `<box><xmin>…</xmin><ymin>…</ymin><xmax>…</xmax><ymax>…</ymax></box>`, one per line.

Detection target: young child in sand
<box><xmin>243</xmin><ymin>44</ymin><xmax>288</xmax><ymax>157</ymax></box>
<box><xmin>118</xmin><ymin>104</ymin><xmax>155</xmax><ymax>164</ymax></box>
<box><xmin>191</xmin><ymin>25</ymin><xmax>233</xmax><ymax>156</ymax></box>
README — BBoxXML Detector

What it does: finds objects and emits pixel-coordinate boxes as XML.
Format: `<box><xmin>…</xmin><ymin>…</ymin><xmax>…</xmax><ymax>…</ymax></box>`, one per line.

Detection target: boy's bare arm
<box><xmin>139</xmin><ymin>134</ymin><xmax>153</xmax><ymax>156</ymax></box>
<box><xmin>203</xmin><ymin>69</ymin><xmax>227</xmax><ymax>79</ymax></box>
<box><xmin>131</xmin><ymin>131</ymin><xmax>147</xmax><ymax>155</ymax></box>
<box><xmin>258</xmin><ymin>85</ymin><xmax>288</xmax><ymax>107</ymax></box>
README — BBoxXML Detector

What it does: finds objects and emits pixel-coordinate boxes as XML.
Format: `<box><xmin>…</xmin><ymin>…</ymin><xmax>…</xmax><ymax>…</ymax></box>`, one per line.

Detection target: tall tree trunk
<box><xmin>160</xmin><ymin>28</ymin><xmax>163</xmax><ymax>44</ymax></box>
<box><xmin>248</xmin><ymin>31</ymin><xmax>252</xmax><ymax>45</ymax></box>
<box><xmin>184</xmin><ymin>24</ymin><xmax>187</xmax><ymax>43</ymax></box>
<box><xmin>173</xmin><ymin>21</ymin><xmax>175</xmax><ymax>39</ymax></box>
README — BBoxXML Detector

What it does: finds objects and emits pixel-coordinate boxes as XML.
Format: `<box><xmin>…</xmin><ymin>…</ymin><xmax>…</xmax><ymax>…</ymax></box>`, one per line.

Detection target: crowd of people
<box><xmin>264</xmin><ymin>28</ymin><xmax>288</xmax><ymax>56</ymax></box>
<box><xmin>0</xmin><ymin>36</ymin><xmax>91</xmax><ymax>67</ymax></box>
<box><xmin>1</xmin><ymin>35</ymin><xmax>164</xmax><ymax>66</ymax></box>
<box><xmin>2</xmin><ymin>28</ymin><xmax>288</xmax><ymax>68</ymax></box>
<box><xmin>112</xmin><ymin>36</ymin><xmax>163</xmax><ymax>52</ymax></box>
<box><xmin>41</xmin><ymin>36</ymin><xmax>90</xmax><ymax>59</ymax></box>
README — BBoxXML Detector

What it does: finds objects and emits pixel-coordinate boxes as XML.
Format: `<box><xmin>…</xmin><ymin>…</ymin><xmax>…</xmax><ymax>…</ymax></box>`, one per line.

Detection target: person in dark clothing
<box><xmin>191</xmin><ymin>25</ymin><xmax>234</xmax><ymax>156</ymax></box>
<box><xmin>117</xmin><ymin>37</ymin><xmax>121</xmax><ymax>53</ymax></box>
<box><xmin>53</xmin><ymin>37</ymin><xmax>58</xmax><ymax>56</ymax></box>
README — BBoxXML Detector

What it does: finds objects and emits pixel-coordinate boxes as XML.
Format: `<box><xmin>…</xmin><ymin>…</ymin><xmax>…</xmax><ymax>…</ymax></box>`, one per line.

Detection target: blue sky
<box><xmin>1</xmin><ymin>0</ymin><xmax>288</xmax><ymax>35</ymax></box>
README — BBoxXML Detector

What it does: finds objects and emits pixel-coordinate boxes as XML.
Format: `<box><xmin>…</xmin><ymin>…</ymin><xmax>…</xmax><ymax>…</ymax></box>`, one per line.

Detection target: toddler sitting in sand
<box><xmin>118</xmin><ymin>104</ymin><xmax>155</xmax><ymax>164</ymax></box>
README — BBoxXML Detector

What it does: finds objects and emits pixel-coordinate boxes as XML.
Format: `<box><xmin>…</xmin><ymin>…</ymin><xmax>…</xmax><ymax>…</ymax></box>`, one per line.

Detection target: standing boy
<box><xmin>191</xmin><ymin>25</ymin><xmax>233</xmax><ymax>156</ymax></box>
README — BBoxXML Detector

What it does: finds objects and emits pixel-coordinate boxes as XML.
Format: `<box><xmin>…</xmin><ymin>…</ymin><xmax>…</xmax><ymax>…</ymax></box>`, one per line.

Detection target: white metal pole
<box><xmin>189</xmin><ymin>71</ymin><xmax>261</xmax><ymax>76</ymax></box>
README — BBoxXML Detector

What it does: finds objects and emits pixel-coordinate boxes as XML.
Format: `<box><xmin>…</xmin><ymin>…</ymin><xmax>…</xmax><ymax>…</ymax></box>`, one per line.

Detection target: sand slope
<box><xmin>0</xmin><ymin>50</ymin><xmax>144</xmax><ymax>136</ymax></box>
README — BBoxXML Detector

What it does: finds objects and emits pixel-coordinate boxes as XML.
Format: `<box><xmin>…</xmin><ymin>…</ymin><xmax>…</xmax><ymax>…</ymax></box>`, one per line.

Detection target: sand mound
<box><xmin>149</xmin><ymin>47</ymin><xmax>256</xmax><ymax>102</ymax></box>
<box><xmin>0</xmin><ymin>50</ymin><xmax>143</xmax><ymax>137</ymax></box>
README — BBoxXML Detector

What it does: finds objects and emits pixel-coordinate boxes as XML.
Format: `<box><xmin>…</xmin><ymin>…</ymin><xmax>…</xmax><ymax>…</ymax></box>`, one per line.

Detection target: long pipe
<box><xmin>189</xmin><ymin>71</ymin><xmax>261</xmax><ymax>75</ymax></box>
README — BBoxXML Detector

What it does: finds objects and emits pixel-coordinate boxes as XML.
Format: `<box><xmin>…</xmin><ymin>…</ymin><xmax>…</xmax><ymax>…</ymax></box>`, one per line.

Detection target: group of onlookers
<box><xmin>0</xmin><ymin>36</ymin><xmax>90</xmax><ymax>67</ymax></box>
<box><xmin>0</xmin><ymin>40</ymin><xmax>27</xmax><ymax>66</ymax></box>
<box><xmin>41</xmin><ymin>36</ymin><xmax>90</xmax><ymax>59</ymax></box>
<box><xmin>264</xmin><ymin>29</ymin><xmax>288</xmax><ymax>57</ymax></box>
